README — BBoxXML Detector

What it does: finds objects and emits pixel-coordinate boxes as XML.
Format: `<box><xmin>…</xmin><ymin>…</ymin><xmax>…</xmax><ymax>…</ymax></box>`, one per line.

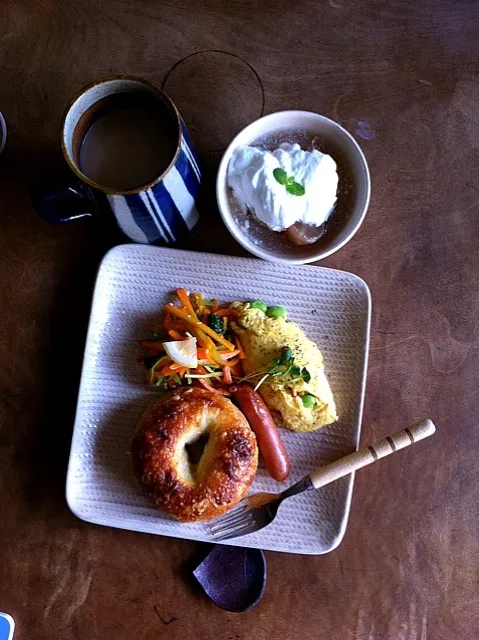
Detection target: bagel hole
<box><xmin>186</xmin><ymin>433</ymin><xmax>210</xmax><ymax>467</ymax></box>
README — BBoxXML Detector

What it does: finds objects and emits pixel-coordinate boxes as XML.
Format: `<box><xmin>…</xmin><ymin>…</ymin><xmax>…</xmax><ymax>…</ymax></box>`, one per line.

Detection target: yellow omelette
<box><xmin>231</xmin><ymin>304</ymin><xmax>337</xmax><ymax>432</ymax></box>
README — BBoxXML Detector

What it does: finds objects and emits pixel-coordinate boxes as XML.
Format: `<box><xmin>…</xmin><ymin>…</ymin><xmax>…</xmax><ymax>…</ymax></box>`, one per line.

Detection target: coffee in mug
<box><xmin>78</xmin><ymin>92</ymin><xmax>178</xmax><ymax>191</ymax></box>
<box><xmin>33</xmin><ymin>77</ymin><xmax>201</xmax><ymax>245</ymax></box>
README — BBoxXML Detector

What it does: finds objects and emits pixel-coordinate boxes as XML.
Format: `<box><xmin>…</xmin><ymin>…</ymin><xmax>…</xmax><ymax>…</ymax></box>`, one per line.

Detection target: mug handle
<box><xmin>31</xmin><ymin>171</ymin><xmax>100</xmax><ymax>223</ymax></box>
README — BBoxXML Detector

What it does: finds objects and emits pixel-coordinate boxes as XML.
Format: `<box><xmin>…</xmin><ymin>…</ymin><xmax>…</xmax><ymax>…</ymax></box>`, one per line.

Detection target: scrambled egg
<box><xmin>231</xmin><ymin>304</ymin><xmax>337</xmax><ymax>432</ymax></box>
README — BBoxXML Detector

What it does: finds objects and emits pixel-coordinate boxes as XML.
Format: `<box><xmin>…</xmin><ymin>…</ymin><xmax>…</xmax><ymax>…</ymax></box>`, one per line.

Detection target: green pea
<box><xmin>266</xmin><ymin>305</ymin><xmax>287</xmax><ymax>319</ymax></box>
<box><xmin>249</xmin><ymin>300</ymin><xmax>267</xmax><ymax>312</ymax></box>
<box><xmin>301</xmin><ymin>395</ymin><xmax>316</xmax><ymax>408</ymax></box>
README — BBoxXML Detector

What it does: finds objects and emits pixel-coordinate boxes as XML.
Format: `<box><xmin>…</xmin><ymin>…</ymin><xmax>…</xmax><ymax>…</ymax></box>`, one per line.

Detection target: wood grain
<box><xmin>1</xmin><ymin>0</ymin><xmax>479</xmax><ymax>638</ymax></box>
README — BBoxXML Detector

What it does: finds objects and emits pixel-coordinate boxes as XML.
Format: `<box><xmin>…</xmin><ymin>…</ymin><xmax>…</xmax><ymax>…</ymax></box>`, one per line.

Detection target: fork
<box><xmin>210</xmin><ymin>418</ymin><xmax>436</xmax><ymax>541</ymax></box>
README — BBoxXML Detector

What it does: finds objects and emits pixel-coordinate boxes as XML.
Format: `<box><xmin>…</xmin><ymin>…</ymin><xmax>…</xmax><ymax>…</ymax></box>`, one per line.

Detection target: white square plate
<box><xmin>66</xmin><ymin>244</ymin><xmax>371</xmax><ymax>554</ymax></box>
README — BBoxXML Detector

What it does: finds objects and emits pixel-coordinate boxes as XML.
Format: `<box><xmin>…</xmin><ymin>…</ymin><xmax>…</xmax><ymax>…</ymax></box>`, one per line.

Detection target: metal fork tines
<box><xmin>210</xmin><ymin>506</ymin><xmax>257</xmax><ymax>540</ymax></box>
<box><xmin>210</xmin><ymin>479</ymin><xmax>312</xmax><ymax>541</ymax></box>
<box><xmin>210</xmin><ymin>501</ymin><xmax>278</xmax><ymax>541</ymax></box>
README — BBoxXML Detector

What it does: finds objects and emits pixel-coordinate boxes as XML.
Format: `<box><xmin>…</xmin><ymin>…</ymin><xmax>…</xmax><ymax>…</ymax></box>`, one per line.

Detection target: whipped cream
<box><xmin>227</xmin><ymin>142</ymin><xmax>338</xmax><ymax>231</ymax></box>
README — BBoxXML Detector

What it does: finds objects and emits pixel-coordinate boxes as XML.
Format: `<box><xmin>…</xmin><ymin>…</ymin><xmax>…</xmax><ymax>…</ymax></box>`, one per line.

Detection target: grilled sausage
<box><xmin>231</xmin><ymin>384</ymin><xmax>291</xmax><ymax>482</ymax></box>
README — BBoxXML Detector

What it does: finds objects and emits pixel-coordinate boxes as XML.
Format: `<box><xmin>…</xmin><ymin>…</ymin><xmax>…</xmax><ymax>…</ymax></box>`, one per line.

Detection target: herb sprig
<box><xmin>273</xmin><ymin>168</ymin><xmax>306</xmax><ymax>196</ymax></box>
<box><xmin>238</xmin><ymin>346</ymin><xmax>311</xmax><ymax>391</ymax></box>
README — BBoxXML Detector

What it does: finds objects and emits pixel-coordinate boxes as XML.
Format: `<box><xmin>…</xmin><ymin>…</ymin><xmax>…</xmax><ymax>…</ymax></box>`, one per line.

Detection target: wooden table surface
<box><xmin>1</xmin><ymin>1</ymin><xmax>478</xmax><ymax>638</ymax></box>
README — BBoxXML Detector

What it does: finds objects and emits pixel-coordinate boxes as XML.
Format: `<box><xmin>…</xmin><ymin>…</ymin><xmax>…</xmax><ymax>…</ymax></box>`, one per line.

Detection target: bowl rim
<box><xmin>0</xmin><ymin>112</ymin><xmax>7</xmax><ymax>156</ymax></box>
<box><xmin>216</xmin><ymin>109</ymin><xmax>371</xmax><ymax>265</ymax></box>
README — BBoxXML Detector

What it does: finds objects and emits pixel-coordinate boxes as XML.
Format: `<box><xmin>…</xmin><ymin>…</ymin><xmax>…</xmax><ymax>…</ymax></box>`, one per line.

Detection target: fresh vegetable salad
<box><xmin>138</xmin><ymin>289</ymin><xmax>246</xmax><ymax>395</ymax></box>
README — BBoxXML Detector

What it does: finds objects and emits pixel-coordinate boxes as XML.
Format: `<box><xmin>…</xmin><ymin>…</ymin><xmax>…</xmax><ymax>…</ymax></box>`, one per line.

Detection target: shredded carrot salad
<box><xmin>138</xmin><ymin>289</ymin><xmax>245</xmax><ymax>395</ymax></box>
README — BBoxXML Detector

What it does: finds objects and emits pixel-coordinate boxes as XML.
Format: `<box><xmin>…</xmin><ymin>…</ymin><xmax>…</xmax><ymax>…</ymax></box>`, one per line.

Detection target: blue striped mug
<box><xmin>33</xmin><ymin>77</ymin><xmax>201</xmax><ymax>245</ymax></box>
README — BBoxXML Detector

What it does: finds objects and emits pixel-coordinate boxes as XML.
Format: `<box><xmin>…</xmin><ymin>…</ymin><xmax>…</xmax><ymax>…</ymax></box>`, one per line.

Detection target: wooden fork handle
<box><xmin>308</xmin><ymin>418</ymin><xmax>436</xmax><ymax>490</ymax></box>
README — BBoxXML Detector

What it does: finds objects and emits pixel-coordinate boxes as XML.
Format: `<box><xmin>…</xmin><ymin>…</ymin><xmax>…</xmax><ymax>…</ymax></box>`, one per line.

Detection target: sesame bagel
<box><xmin>131</xmin><ymin>387</ymin><xmax>258</xmax><ymax>522</ymax></box>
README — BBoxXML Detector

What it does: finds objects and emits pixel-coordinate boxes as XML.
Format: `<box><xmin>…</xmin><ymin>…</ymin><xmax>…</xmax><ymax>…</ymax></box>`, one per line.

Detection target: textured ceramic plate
<box><xmin>66</xmin><ymin>244</ymin><xmax>371</xmax><ymax>554</ymax></box>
